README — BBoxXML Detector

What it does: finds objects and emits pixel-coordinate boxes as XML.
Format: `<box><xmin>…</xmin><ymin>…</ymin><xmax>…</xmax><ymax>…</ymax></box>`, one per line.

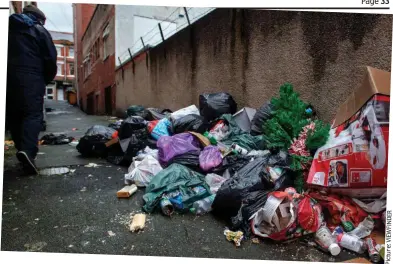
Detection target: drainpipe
<box><xmin>73</xmin><ymin>4</ymin><xmax>80</xmax><ymax>107</ymax></box>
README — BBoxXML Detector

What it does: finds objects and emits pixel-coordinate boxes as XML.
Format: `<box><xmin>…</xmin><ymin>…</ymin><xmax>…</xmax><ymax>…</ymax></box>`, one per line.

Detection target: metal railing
<box><xmin>117</xmin><ymin>7</ymin><xmax>215</xmax><ymax>68</ymax></box>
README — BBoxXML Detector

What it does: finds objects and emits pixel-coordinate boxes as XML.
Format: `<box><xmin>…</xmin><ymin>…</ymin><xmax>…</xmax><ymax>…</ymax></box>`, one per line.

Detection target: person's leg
<box><xmin>16</xmin><ymin>73</ymin><xmax>45</xmax><ymax>174</ymax></box>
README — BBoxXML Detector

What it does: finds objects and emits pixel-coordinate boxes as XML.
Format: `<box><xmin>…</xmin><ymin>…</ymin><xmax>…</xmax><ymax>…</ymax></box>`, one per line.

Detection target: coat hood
<box><xmin>9</xmin><ymin>13</ymin><xmax>38</xmax><ymax>30</ymax></box>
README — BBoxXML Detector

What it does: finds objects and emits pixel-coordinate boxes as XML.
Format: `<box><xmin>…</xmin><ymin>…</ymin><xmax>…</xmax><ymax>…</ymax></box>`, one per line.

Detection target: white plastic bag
<box><xmin>133</xmin><ymin>146</ymin><xmax>159</xmax><ymax>161</ymax></box>
<box><xmin>125</xmin><ymin>155</ymin><xmax>163</xmax><ymax>187</ymax></box>
<box><xmin>205</xmin><ymin>173</ymin><xmax>227</xmax><ymax>194</ymax></box>
<box><xmin>170</xmin><ymin>105</ymin><xmax>200</xmax><ymax>121</ymax></box>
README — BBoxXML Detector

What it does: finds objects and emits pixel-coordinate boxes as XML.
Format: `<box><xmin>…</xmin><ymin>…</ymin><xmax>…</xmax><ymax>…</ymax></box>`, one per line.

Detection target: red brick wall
<box><xmin>77</xmin><ymin>5</ymin><xmax>116</xmax><ymax>115</ymax></box>
<box><xmin>74</xmin><ymin>4</ymin><xmax>97</xmax><ymax>113</ymax></box>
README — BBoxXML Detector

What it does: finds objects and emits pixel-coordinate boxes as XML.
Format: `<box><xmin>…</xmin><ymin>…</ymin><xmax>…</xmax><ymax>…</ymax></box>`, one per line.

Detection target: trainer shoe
<box><xmin>16</xmin><ymin>151</ymin><xmax>38</xmax><ymax>176</ymax></box>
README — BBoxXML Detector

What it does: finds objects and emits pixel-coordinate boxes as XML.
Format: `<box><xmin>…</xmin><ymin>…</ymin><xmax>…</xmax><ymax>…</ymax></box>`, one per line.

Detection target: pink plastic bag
<box><xmin>157</xmin><ymin>133</ymin><xmax>201</xmax><ymax>167</ymax></box>
<box><xmin>199</xmin><ymin>145</ymin><xmax>223</xmax><ymax>172</ymax></box>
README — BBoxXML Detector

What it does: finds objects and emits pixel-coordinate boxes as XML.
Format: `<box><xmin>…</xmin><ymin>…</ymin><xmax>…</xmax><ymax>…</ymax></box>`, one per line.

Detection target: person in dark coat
<box><xmin>6</xmin><ymin>5</ymin><xmax>57</xmax><ymax>175</ymax></box>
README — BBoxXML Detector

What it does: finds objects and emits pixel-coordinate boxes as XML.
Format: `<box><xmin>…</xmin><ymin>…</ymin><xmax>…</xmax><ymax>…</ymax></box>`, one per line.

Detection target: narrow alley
<box><xmin>2</xmin><ymin>100</ymin><xmax>353</xmax><ymax>262</ymax></box>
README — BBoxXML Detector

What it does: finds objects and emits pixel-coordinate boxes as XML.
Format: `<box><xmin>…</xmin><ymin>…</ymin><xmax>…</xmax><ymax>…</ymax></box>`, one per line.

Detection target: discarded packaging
<box><xmin>307</xmin><ymin>67</ymin><xmax>390</xmax><ymax>198</ymax></box>
<box><xmin>233</xmin><ymin>107</ymin><xmax>256</xmax><ymax>133</ymax></box>
<box><xmin>352</xmin><ymin>192</ymin><xmax>387</xmax><ymax>214</ymax></box>
<box><xmin>348</xmin><ymin>215</ymin><xmax>374</xmax><ymax>239</ymax></box>
<box><xmin>365</xmin><ymin>237</ymin><xmax>381</xmax><ymax>263</ymax></box>
<box><xmin>224</xmin><ymin>229</ymin><xmax>244</xmax><ymax>247</ymax></box>
<box><xmin>117</xmin><ymin>184</ymin><xmax>138</xmax><ymax>198</ymax></box>
<box><xmin>130</xmin><ymin>213</ymin><xmax>146</xmax><ymax>232</ymax></box>
<box><xmin>85</xmin><ymin>163</ymin><xmax>100</xmax><ymax>168</ymax></box>
<box><xmin>336</xmin><ymin>233</ymin><xmax>366</xmax><ymax>254</ymax></box>
<box><xmin>314</xmin><ymin>225</ymin><xmax>341</xmax><ymax>256</ymax></box>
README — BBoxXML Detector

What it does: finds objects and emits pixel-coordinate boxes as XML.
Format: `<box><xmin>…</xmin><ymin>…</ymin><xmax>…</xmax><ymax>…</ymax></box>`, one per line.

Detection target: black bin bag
<box><xmin>212</xmin><ymin>151</ymin><xmax>291</xmax><ymax>219</ymax></box>
<box><xmin>172</xmin><ymin>114</ymin><xmax>209</xmax><ymax>134</ymax></box>
<box><xmin>118</xmin><ymin>116</ymin><xmax>147</xmax><ymax>140</ymax></box>
<box><xmin>76</xmin><ymin>125</ymin><xmax>116</xmax><ymax>158</ymax></box>
<box><xmin>250</xmin><ymin>101</ymin><xmax>274</xmax><ymax>136</ymax></box>
<box><xmin>199</xmin><ymin>92</ymin><xmax>237</xmax><ymax>122</ymax></box>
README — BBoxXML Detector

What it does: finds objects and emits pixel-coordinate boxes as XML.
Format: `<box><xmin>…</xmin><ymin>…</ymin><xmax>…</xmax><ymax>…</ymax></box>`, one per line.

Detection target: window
<box><xmin>103</xmin><ymin>24</ymin><xmax>110</xmax><ymax>59</ymax></box>
<box><xmin>69</xmin><ymin>63</ymin><xmax>74</xmax><ymax>76</ymax></box>
<box><xmin>47</xmin><ymin>88</ymin><xmax>53</xmax><ymax>95</ymax></box>
<box><xmin>57</xmin><ymin>62</ymin><xmax>63</xmax><ymax>76</ymax></box>
<box><xmin>56</xmin><ymin>46</ymin><xmax>62</xmax><ymax>57</ymax></box>
<box><xmin>68</xmin><ymin>47</ymin><xmax>74</xmax><ymax>58</ymax></box>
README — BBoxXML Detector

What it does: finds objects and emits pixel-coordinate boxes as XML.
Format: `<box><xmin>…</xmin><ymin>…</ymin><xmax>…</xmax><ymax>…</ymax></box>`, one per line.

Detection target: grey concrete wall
<box><xmin>115</xmin><ymin>9</ymin><xmax>392</xmax><ymax>122</ymax></box>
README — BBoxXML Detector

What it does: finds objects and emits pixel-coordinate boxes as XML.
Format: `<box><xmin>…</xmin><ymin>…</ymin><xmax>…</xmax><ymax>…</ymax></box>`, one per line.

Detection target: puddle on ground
<box><xmin>40</xmin><ymin>167</ymin><xmax>70</xmax><ymax>176</ymax></box>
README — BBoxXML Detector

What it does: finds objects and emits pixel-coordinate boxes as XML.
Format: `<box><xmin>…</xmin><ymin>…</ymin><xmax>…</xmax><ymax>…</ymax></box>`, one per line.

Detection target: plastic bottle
<box><xmin>336</xmin><ymin>233</ymin><xmax>366</xmax><ymax>254</ymax></box>
<box><xmin>314</xmin><ymin>225</ymin><xmax>341</xmax><ymax>256</ymax></box>
<box><xmin>190</xmin><ymin>194</ymin><xmax>216</xmax><ymax>215</ymax></box>
<box><xmin>231</xmin><ymin>143</ymin><xmax>248</xmax><ymax>155</ymax></box>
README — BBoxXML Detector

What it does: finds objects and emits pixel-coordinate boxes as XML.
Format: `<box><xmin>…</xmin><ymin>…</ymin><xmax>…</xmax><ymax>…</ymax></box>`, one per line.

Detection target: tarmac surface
<box><xmin>1</xmin><ymin>100</ymin><xmax>363</xmax><ymax>262</ymax></box>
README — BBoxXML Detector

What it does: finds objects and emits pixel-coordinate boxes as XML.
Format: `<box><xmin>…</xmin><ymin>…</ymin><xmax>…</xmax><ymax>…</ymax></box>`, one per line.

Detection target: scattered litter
<box><xmin>85</xmin><ymin>163</ymin><xmax>100</xmax><ymax>168</ymax></box>
<box><xmin>76</xmin><ymin>118</ymin><xmax>82</xmax><ymax>120</ymax></box>
<box><xmin>24</xmin><ymin>242</ymin><xmax>47</xmax><ymax>252</ymax></box>
<box><xmin>224</xmin><ymin>229</ymin><xmax>244</xmax><ymax>247</ymax></box>
<box><xmin>108</xmin><ymin>231</ymin><xmax>116</xmax><ymax>237</ymax></box>
<box><xmin>37</xmin><ymin>152</ymin><xmax>45</xmax><ymax>155</ymax></box>
<box><xmin>40</xmin><ymin>167</ymin><xmax>70</xmax><ymax>176</ymax></box>
<box><xmin>12</xmin><ymin>228</ymin><xmax>19</xmax><ymax>231</ymax></box>
<box><xmin>80</xmin><ymin>187</ymin><xmax>87</xmax><ymax>192</ymax></box>
<box><xmin>40</xmin><ymin>134</ymin><xmax>74</xmax><ymax>145</ymax></box>
<box><xmin>72</xmin><ymin>128</ymin><xmax>78</xmax><ymax>131</ymax></box>
<box><xmin>88</xmin><ymin>174</ymin><xmax>93</xmax><ymax>178</ymax></box>
<box><xmin>117</xmin><ymin>184</ymin><xmax>137</xmax><ymax>198</ymax></box>
<box><xmin>69</xmin><ymin>141</ymin><xmax>79</xmax><ymax>147</ymax></box>
<box><xmin>252</xmin><ymin>238</ymin><xmax>260</xmax><ymax>244</ymax></box>
<box><xmin>70</xmin><ymin>169</ymin><xmax>76</xmax><ymax>173</ymax></box>
<box><xmin>130</xmin><ymin>213</ymin><xmax>146</xmax><ymax>232</ymax></box>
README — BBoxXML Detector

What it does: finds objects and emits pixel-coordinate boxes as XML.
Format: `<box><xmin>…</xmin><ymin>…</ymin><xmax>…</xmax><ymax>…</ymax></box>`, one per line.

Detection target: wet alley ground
<box><xmin>1</xmin><ymin>101</ymin><xmax>361</xmax><ymax>262</ymax></box>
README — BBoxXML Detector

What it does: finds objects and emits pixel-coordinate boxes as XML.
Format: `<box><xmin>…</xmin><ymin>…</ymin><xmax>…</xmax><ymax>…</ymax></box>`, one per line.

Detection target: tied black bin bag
<box><xmin>199</xmin><ymin>92</ymin><xmax>237</xmax><ymax>122</ymax></box>
<box><xmin>172</xmin><ymin>114</ymin><xmax>209</xmax><ymax>134</ymax></box>
<box><xmin>250</xmin><ymin>101</ymin><xmax>274</xmax><ymax>136</ymax></box>
<box><xmin>77</xmin><ymin>125</ymin><xmax>116</xmax><ymax>158</ymax></box>
<box><xmin>118</xmin><ymin>116</ymin><xmax>147</xmax><ymax>140</ymax></box>
<box><xmin>212</xmin><ymin>151</ymin><xmax>291</xmax><ymax>219</ymax></box>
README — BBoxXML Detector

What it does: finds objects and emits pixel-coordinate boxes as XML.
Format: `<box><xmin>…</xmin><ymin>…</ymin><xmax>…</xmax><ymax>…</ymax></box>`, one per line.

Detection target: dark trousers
<box><xmin>6</xmin><ymin>71</ymin><xmax>45</xmax><ymax>160</ymax></box>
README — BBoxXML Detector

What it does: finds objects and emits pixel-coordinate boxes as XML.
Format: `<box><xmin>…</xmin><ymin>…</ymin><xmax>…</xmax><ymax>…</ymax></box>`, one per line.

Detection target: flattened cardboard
<box><xmin>332</xmin><ymin>66</ymin><xmax>391</xmax><ymax>128</ymax></box>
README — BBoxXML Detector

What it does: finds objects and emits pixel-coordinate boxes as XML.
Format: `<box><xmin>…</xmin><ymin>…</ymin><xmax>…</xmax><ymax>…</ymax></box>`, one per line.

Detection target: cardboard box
<box><xmin>307</xmin><ymin>67</ymin><xmax>390</xmax><ymax>198</ymax></box>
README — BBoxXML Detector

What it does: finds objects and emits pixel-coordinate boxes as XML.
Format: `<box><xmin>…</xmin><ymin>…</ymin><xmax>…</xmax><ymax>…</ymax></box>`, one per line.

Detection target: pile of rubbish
<box><xmin>74</xmin><ymin>66</ymin><xmax>389</xmax><ymax>262</ymax></box>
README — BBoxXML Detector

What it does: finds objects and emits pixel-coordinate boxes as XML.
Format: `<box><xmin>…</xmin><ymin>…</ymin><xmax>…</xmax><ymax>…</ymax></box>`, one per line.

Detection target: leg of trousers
<box><xmin>7</xmin><ymin>72</ymin><xmax>45</xmax><ymax>160</ymax></box>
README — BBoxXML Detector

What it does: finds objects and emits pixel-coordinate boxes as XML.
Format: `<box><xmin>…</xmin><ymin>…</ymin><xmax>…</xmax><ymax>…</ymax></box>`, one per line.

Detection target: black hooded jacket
<box><xmin>7</xmin><ymin>13</ymin><xmax>57</xmax><ymax>85</ymax></box>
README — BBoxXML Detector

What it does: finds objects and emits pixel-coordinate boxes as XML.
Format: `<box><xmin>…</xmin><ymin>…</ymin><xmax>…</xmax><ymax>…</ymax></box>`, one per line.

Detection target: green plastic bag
<box><xmin>216</xmin><ymin>114</ymin><xmax>267</xmax><ymax>151</ymax></box>
<box><xmin>126</xmin><ymin>105</ymin><xmax>146</xmax><ymax>118</ymax></box>
<box><xmin>143</xmin><ymin>164</ymin><xmax>212</xmax><ymax>213</ymax></box>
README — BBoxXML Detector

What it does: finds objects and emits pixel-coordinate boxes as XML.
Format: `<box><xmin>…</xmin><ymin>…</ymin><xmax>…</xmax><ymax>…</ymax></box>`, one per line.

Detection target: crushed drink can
<box><xmin>365</xmin><ymin>237</ymin><xmax>381</xmax><ymax>263</ymax></box>
<box><xmin>160</xmin><ymin>198</ymin><xmax>174</xmax><ymax>216</ymax></box>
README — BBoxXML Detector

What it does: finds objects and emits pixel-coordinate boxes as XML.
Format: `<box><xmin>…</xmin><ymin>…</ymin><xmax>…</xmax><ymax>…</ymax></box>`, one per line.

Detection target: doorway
<box><xmin>87</xmin><ymin>92</ymin><xmax>94</xmax><ymax>115</ymax></box>
<box><xmin>105</xmin><ymin>86</ymin><xmax>112</xmax><ymax>115</ymax></box>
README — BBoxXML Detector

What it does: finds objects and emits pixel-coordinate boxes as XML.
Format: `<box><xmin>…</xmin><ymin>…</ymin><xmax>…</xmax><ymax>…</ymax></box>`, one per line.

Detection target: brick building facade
<box><xmin>74</xmin><ymin>4</ymin><xmax>116</xmax><ymax>115</ymax></box>
<box><xmin>46</xmin><ymin>31</ymin><xmax>74</xmax><ymax>101</ymax></box>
